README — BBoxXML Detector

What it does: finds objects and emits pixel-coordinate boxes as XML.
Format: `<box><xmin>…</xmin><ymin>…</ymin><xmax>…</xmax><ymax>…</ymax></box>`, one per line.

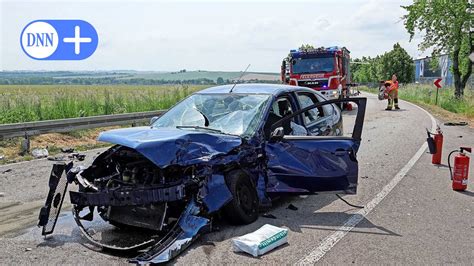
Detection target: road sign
<box><xmin>434</xmin><ymin>78</ymin><xmax>442</xmax><ymax>105</ymax></box>
<box><xmin>470</xmin><ymin>52</ymin><xmax>474</xmax><ymax>62</ymax></box>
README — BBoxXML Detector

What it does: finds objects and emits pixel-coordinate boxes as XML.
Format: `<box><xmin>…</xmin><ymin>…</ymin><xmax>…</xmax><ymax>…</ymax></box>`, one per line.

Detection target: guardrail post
<box><xmin>20</xmin><ymin>133</ymin><xmax>30</xmax><ymax>155</ymax></box>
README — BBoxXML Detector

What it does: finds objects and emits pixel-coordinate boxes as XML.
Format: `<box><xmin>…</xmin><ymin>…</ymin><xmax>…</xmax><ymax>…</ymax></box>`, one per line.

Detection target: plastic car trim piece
<box><xmin>38</xmin><ymin>162</ymin><xmax>73</xmax><ymax>235</ymax></box>
<box><xmin>69</xmin><ymin>184</ymin><xmax>186</xmax><ymax>206</ymax></box>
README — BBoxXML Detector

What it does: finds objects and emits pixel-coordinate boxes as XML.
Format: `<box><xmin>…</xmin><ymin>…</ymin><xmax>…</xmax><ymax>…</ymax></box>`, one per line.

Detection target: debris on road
<box><xmin>336</xmin><ymin>194</ymin><xmax>365</xmax><ymax>209</ymax></box>
<box><xmin>261</xmin><ymin>213</ymin><xmax>277</xmax><ymax>219</ymax></box>
<box><xmin>287</xmin><ymin>204</ymin><xmax>298</xmax><ymax>211</ymax></box>
<box><xmin>47</xmin><ymin>153</ymin><xmax>86</xmax><ymax>162</ymax></box>
<box><xmin>24</xmin><ymin>248</ymin><xmax>32</xmax><ymax>252</ymax></box>
<box><xmin>232</xmin><ymin>224</ymin><xmax>288</xmax><ymax>257</ymax></box>
<box><xmin>0</xmin><ymin>192</ymin><xmax>4</xmax><ymax>197</ymax></box>
<box><xmin>2</xmin><ymin>169</ymin><xmax>12</xmax><ymax>174</ymax></box>
<box><xmin>361</xmin><ymin>175</ymin><xmax>369</xmax><ymax>179</ymax></box>
<box><xmin>71</xmin><ymin>153</ymin><xmax>86</xmax><ymax>161</ymax></box>
<box><xmin>61</xmin><ymin>147</ymin><xmax>75</xmax><ymax>153</ymax></box>
<box><xmin>444</xmin><ymin>121</ymin><xmax>468</xmax><ymax>126</ymax></box>
<box><xmin>31</xmin><ymin>148</ymin><xmax>49</xmax><ymax>159</ymax></box>
<box><xmin>48</xmin><ymin>155</ymin><xmax>67</xmax><ymax>161</ymax></box>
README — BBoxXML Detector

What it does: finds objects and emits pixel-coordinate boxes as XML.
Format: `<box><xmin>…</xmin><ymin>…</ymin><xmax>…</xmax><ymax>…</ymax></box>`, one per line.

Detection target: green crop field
<box><xmin>0</xmin><ymin>70</ymin><xmax>280</xmax><ymax>85</ymax></box>
<box><xmin>0</xmin><ymin>84</ymin><xmax>206</xmax><ymax>124</ymax></box>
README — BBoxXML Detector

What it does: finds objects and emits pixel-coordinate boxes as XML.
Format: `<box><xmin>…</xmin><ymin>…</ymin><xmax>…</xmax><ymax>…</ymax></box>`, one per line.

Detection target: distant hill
<box><xmin>0</xmin><ymin>70</ymin><xmax>280</xmax><ymax>85</ymax></box>
<box><xmin>125</xmin><ymin>70</ymin><xmax>280</xmax><ymax>82</ymax></box>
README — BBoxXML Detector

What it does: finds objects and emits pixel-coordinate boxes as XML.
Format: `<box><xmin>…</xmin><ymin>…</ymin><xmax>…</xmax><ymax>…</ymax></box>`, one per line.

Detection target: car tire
<box><xmin>223</xmin><ymin>171</ymin><xmax>259</xmax><ymax>225</ymax></box>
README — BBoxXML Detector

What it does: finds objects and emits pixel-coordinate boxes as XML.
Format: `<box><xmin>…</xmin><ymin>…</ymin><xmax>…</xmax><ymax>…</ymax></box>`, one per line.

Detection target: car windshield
<box><xmin>292</xmin><ymin>57</ymin><xmax>334</xmax><ymax>74</ymax></box>
<box><xmin>152</xmin><ymin>93</ymin><xmax>271</xmax><ymax>137</ymax></box>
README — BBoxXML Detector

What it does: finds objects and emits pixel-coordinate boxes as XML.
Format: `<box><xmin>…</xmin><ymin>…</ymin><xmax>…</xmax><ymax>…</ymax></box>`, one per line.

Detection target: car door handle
<box><xmin>333</xmin><ymin>149</ymin><xmax>348</xmax><ymax>156</ymax></box>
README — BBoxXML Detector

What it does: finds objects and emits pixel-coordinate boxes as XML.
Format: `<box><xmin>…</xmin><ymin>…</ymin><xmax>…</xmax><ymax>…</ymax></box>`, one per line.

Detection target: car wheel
<box><xmin>223</xmin><ymin>171</ymin><xmax>259</xmax><ymax>225</ymax></box>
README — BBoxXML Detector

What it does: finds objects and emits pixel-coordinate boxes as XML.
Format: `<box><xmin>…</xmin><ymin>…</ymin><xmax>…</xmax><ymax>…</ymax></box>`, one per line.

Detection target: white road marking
<box><xmin>296</xmin><ymin>98</ymin><xmax>437</xmax><ymax>264</ymax></box>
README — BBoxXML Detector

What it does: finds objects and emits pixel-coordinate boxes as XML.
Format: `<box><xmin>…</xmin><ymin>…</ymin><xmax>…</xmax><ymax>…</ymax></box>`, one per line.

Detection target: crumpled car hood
<box><xmin>98</xmin><ymin>126</ymin><xmax>242</xmax><ymax>167</ymax></box>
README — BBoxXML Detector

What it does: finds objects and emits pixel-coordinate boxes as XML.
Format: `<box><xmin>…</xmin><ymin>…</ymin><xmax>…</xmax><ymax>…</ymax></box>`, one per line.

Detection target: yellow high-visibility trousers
<box><xmin>386</xmin><ymin>90</ymin><xmax>399</xmax><ymax>110</ymax></box>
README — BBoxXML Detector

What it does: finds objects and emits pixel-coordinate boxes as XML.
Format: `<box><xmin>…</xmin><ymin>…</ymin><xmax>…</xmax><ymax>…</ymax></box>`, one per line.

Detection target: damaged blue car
<box><xmin>38</xmin><ymin>84</ymin><xmax>366</xmax><ymax>264</ymax></box>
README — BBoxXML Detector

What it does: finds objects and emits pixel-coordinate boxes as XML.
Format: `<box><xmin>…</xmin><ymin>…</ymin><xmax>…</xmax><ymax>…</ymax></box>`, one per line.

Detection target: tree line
<box><xmin>351</xmin><ymin>43</ymin><xmax>415</xmax><ymax>84</ymax></box>
<box><xmin>0</xmin><ymin>77</ymin><xmax>217</xmax><ymax>85</ymax></box>
<box><xmin>0</xmin><ymin>76</ymin><xmax>279</xmax><ymax>86</ymax></box>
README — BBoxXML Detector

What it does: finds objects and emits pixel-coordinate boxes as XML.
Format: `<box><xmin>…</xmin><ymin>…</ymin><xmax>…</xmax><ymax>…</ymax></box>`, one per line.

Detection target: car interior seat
<box><xmin>263</xmin><ymin>99</ymin><xmax>293</xmax><ymax>139</ymax></box>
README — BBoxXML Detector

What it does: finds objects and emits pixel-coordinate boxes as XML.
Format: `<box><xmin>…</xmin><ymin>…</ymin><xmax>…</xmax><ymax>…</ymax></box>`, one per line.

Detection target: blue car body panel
<box><xmin>98</xmin><ymin>127</ymin><xmax>242</xmax><ymax>168</ymax></box>
<box><xmin>202</xmin><ymin>174</ymin><xmax>233</xmax><ymax>213</ymax></box>
<box><xmin>265</xmin><ymin>138</ymin><xmax>358</xmax><ymax>194</ymax></box>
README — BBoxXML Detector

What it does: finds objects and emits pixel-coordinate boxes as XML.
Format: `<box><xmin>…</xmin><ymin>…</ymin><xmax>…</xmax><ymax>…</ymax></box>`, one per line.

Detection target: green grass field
<box><xmin>360</xmin><ymin>84</ymin><xmax>474</xmax><ymax>118</ymax></box>
<box><xmin>0</xmin><ymin>85</ymin><xmax>206</xmax><ymax>124</ymax></box>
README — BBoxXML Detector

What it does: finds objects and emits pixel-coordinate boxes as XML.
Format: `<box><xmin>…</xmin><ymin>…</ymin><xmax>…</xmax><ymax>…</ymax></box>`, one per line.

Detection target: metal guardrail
<box><xmin>0</xmin><ymin>110</ymin><xmax>166</xmax><ymax>140</ymax></box>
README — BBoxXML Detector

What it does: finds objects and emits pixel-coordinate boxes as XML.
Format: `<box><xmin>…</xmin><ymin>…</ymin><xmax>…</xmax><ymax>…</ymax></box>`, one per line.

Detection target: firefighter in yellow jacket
<box><xmin>385</xmin><ymin>74</ymin><xmax>400</xmax><ymax>110</ymax></box>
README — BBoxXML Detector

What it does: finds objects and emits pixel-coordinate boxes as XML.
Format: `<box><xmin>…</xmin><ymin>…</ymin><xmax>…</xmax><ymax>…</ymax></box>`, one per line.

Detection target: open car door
<box><xmin>265</xmin><ymin>97</ymin><xmax>366</xmax><ymax>194</ymax></box>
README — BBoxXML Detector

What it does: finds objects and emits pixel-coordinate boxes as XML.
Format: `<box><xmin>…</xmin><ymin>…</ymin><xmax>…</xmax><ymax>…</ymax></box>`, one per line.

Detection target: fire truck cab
<box><xmin>281</xmin><ymin>46</ymin><xmax>352</xmax><ymax>100</ymax></box>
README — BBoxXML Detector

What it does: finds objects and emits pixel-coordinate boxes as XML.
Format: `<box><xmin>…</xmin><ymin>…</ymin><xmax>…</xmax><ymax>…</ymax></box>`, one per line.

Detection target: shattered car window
<box><xmin>152</xmin><ymin>94</ymin><xmax>271</xmax><ymax>136</ymax></box>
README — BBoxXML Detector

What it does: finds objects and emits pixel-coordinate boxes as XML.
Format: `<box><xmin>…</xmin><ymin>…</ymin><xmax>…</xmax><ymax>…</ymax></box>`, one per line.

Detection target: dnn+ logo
<box><xmin>20</xmin><ymin>20</ymin><xmax>98</xmax><ymax>60</ymax></box>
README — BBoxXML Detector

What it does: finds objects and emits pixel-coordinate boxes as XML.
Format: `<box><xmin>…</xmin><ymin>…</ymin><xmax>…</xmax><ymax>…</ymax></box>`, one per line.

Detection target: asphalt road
<box><xmin>0</xmin><ymin>92</ymin><xmax>472</xmax><ymax>264</ymax></box>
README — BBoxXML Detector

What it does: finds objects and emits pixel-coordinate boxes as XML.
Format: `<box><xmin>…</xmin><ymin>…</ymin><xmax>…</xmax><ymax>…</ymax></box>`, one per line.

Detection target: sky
<box><xmin>0</xmin><ymin>0</ymin><xmax>428</xmax><ymax>72</ymax></box>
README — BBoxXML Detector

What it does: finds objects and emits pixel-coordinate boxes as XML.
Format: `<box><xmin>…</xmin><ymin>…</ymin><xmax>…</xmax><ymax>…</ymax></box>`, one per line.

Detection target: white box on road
<box><xmin>232</xmin><ymin>224</ymin><xmax>288</xmax><ymax>257</ymax></box>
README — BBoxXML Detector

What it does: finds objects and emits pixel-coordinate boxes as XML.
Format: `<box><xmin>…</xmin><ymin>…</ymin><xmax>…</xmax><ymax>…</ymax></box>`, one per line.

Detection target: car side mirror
<box><xmin>270</xmin><ymin>127</ymin><xmax>285</xmax><ymax>142</ymax></box>
<box><xmin>150</xmin><ymin>116</ymin><xmax>159</xmax><ymax>125</ymax></box>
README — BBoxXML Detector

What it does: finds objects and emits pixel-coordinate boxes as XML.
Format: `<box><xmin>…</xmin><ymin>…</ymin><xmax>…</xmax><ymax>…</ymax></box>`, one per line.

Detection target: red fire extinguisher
<box><xmin>426</xmin><ymin>126</ymin><xmax>443</xmax><ymax>164</ymax></box>
<box><xmin>448</xmin><ymin>147</ymin><xmax>471</xmax><ymax>191</ymax></box>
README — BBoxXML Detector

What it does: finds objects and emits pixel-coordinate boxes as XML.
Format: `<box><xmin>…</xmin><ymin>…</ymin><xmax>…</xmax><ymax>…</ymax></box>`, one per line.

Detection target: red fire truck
<box><xmin>281</xmin><ymin>46</ymin><xmax>353</xmax><ymax>100</ymax></box>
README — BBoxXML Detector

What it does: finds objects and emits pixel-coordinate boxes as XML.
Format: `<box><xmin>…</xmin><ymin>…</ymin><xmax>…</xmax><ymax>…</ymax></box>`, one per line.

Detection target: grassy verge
<box><xmin>359</xmin><ymin>84</ymin><xmax>474</xmax><ymax>123</ymax></box>
<box><xmin>0</xmin><ymin>127</ymin><xmax>120</xmax><ymax>164</ymax></box>
<box><xmin>0</xmin><ymin>84</ymin><xmax>205</xmax><ymax>124</ymax></box>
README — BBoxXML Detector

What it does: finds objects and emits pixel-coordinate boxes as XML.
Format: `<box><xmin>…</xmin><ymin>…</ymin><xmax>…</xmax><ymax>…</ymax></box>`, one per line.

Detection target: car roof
<box><xmin>195</xmin><ymin>83</ymin><xmax>318</xmax><ymax>96</ymax></box>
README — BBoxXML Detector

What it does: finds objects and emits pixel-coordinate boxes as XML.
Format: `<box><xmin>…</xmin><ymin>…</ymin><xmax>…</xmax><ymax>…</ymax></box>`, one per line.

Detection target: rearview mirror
<box><xmin>150</xmin><ymin>116</ymin><xmax>159</xmax><ymax>125</ymax></box>
<box><xmin>270</xmin><ymin>127</ymin><xmax>285</xmax><ymax>142</ymax></box>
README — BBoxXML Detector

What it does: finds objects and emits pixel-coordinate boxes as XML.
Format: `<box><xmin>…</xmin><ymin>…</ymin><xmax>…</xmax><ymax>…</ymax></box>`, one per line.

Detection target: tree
<box><xmin>351</xmin><ymin>44</ymin><xmax>414</xmax><ymax>83</ymax></box>
<box><xmin>298</xmin><ymin>44</ymin><xmax>315</xmax><ymax>51</ymax></box>
<box><xmin>402</xmin><ymin>0</ymin><xmax>473</xmax><ymax>98</ymax></box>
<box><xmin>216</xmin><ymin>77</ymin><xmax>224</xmax><ymax>85</ymax></box>
<box><xmin>378</xmin><ymin>43</ymin><xmax>415</xmax><ymax>83</ymax></box>
<box><xmin>351</xmin><ymin>57</ymin><xmax>375</xmax><ymax>83</ymax></box>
